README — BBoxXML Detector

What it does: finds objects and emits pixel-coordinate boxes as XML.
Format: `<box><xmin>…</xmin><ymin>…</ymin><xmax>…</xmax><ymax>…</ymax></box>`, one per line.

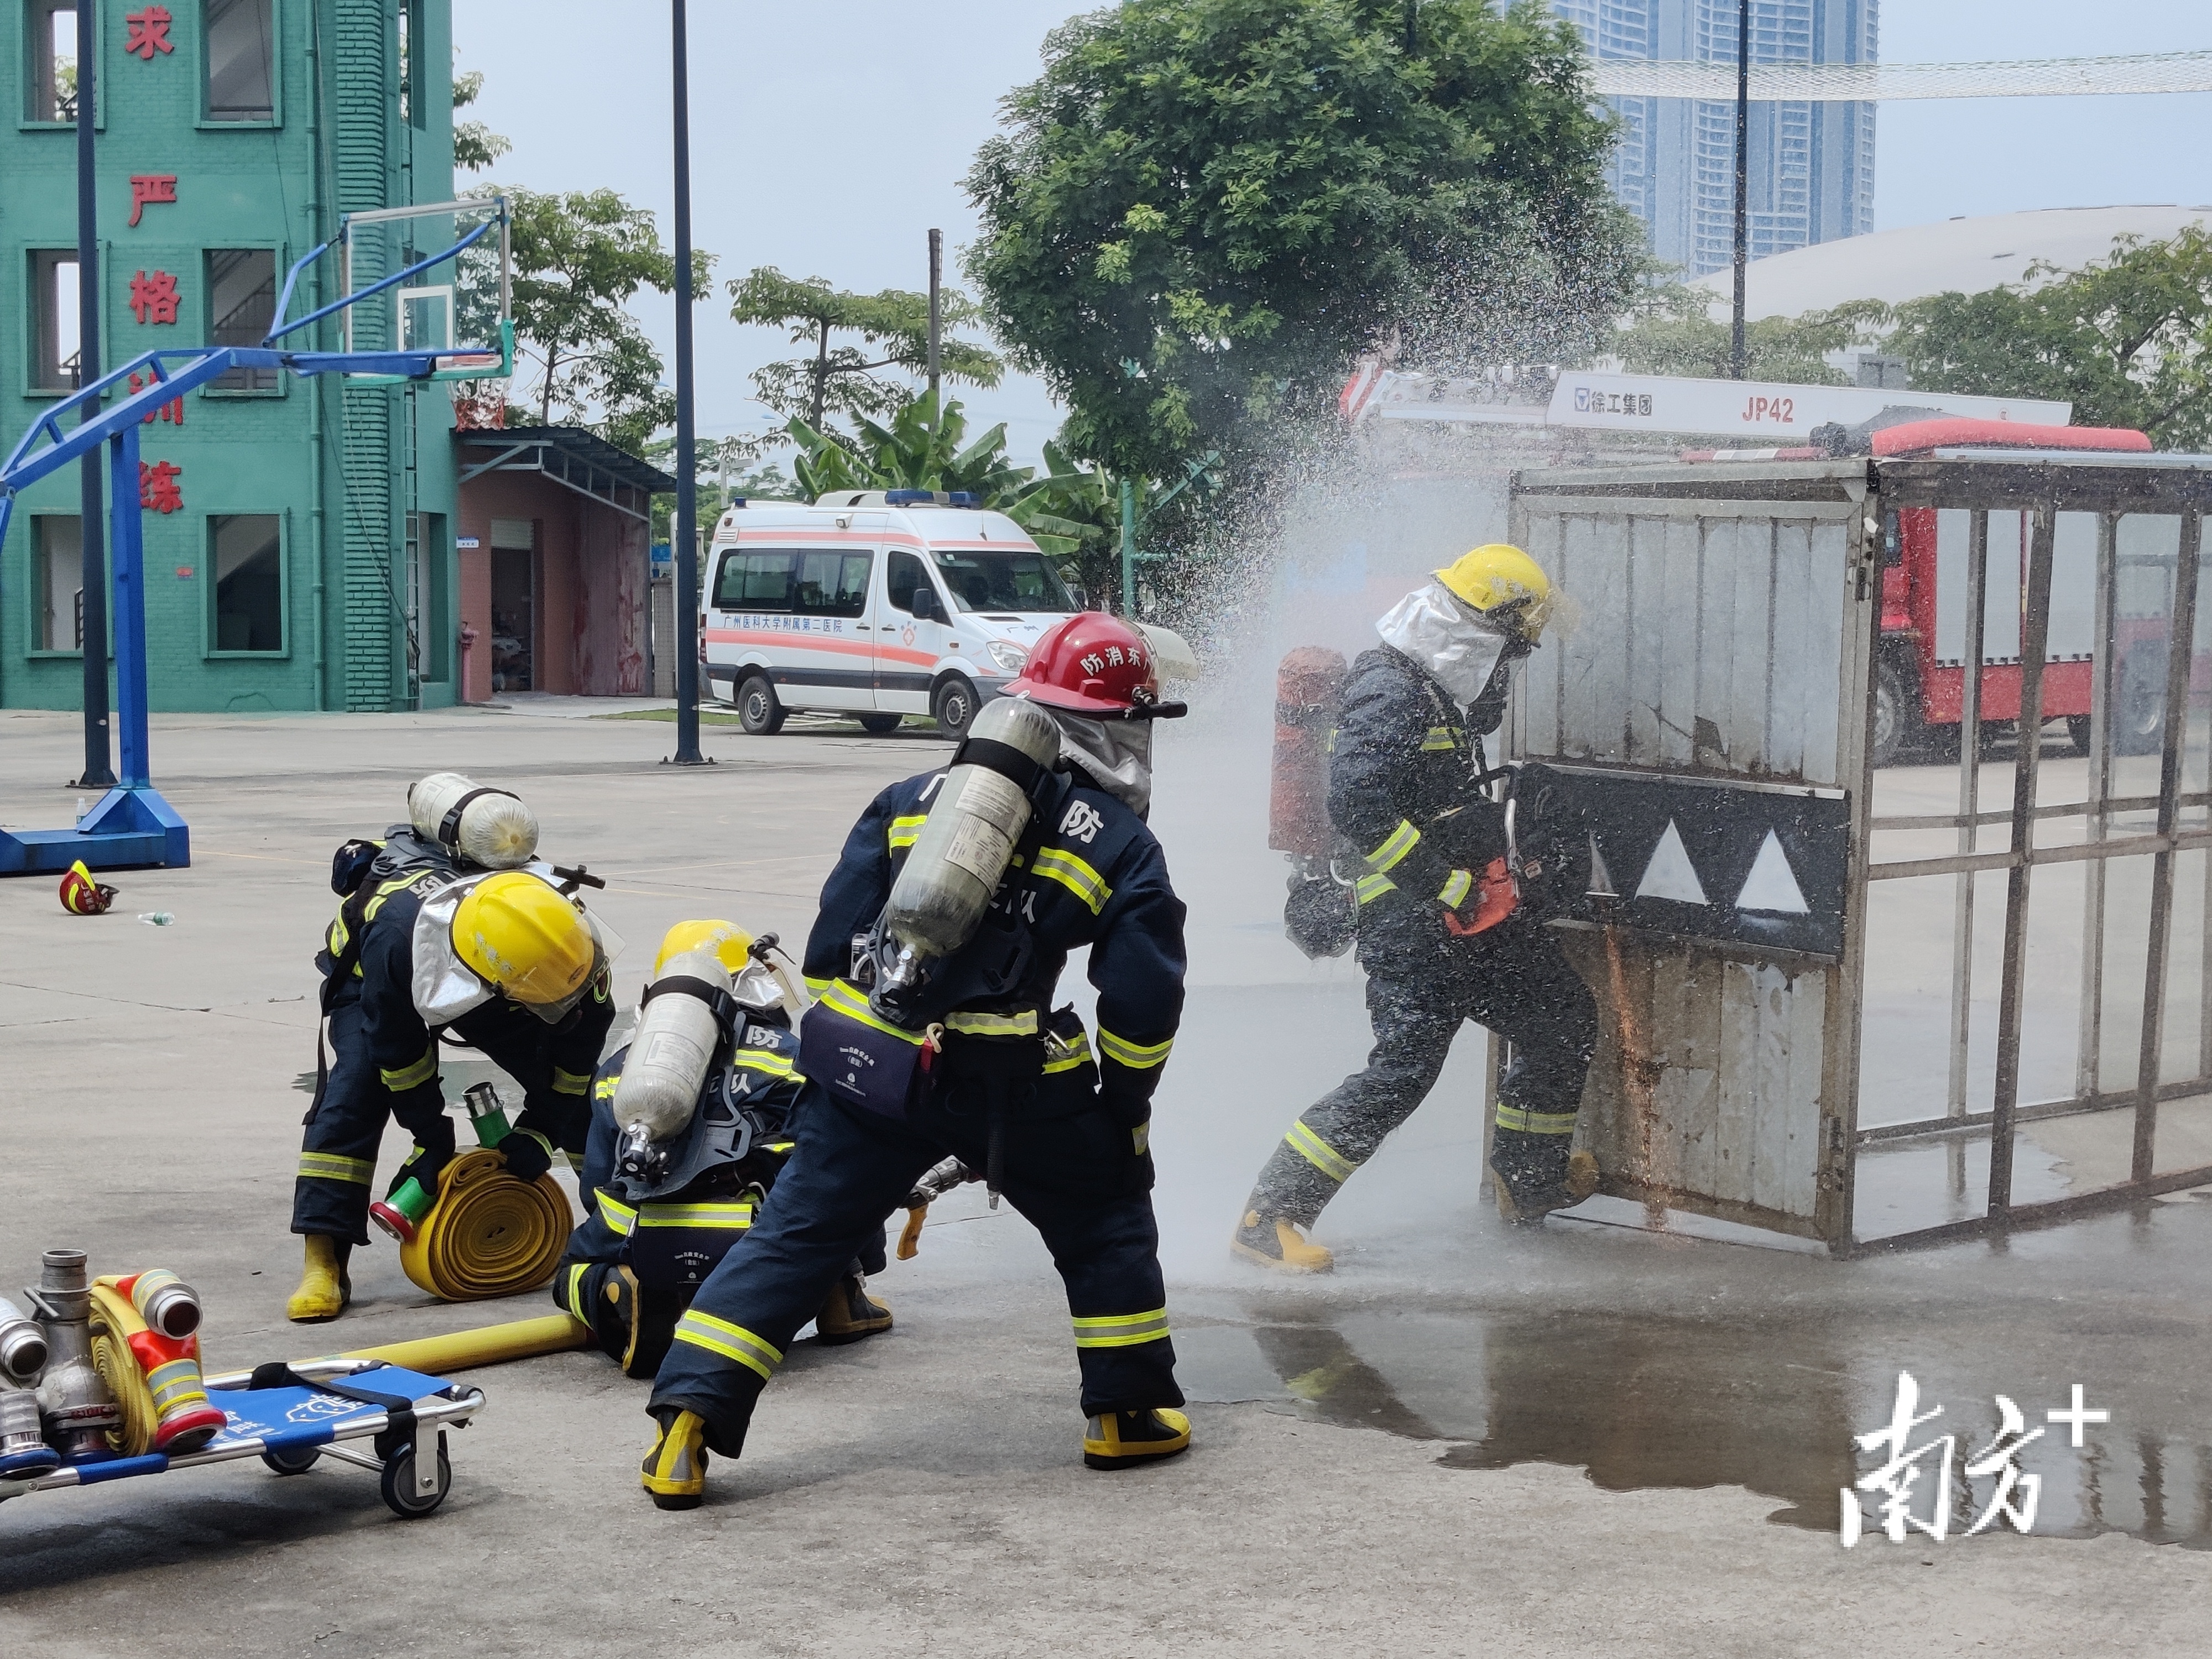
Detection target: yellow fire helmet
<box><xmin>453</xmin><ymin>871</ymin><xmax>599</xmax><ymax>1020</ymax></box>
<box><xmin>1433</xmin><ymin>544</ymin><xmax>1559</xmax><ymax>645</ymax></box>
<box><xmin>654</xmin><ymin>919</ymin><xmax>753</xmax><ymax>978</ymax></box>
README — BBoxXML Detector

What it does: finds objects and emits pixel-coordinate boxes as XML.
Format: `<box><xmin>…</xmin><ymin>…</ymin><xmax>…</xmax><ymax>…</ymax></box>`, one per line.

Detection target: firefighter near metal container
<box><xmin>641</xmin><ymin>613</ymin><xmax>1193</xmax><ymax>1509</ymax></box>
<box><xmin>1238</xmin><ymin>549</ymin><xmax>1602</xmax><ymax>1274</ymax></box>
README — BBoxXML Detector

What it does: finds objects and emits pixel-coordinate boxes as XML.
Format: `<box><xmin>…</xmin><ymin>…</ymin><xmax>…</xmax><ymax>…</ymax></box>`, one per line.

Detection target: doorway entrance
<box><xmin>490</xmin><ymin>523</ymin><xmax>535</xmax><ymax>692</ymax></box>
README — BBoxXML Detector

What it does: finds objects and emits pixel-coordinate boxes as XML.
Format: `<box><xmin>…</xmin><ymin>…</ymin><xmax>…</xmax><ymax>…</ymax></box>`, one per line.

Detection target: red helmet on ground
<box><xmin>1003</xmin><ymin>613</ymin><xmax>1186</xmax><ymax>719</ymax></box>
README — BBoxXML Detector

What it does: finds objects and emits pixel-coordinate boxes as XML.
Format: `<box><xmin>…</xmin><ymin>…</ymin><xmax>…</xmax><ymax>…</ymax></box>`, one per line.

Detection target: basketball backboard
<box><xmin>337</xmin><ymin>196</ymin><xmax>511</xmax><ymax>381</ymax></box>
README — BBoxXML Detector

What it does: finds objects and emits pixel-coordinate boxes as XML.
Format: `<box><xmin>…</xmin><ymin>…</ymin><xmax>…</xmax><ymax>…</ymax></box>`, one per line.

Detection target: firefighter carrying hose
<box><xmin>639</xmin><ymin>612</ymin><xmax>1191</xmax><ymax>1508</ymax></box>
<box><xmin>557</xmin><ymin>920</ymin><xmax>893</xmax><ymax>1376</ymax></box>
<box><xmin>1234</xmin><ymin>546</ymin><xmax>1599</xmax><ymax>1274</ymax></box>
<box><xmin>289</xmin><ymin>792</ymin><xmax>619</xmax><ymax>1322</ymax></box>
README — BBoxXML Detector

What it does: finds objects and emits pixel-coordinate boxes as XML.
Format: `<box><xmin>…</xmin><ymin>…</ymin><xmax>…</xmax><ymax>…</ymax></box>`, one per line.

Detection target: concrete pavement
<box><xmin>1</xmin><ymin>704</ymin><xmax>2205</xmax><ymax>1657</ymax></box>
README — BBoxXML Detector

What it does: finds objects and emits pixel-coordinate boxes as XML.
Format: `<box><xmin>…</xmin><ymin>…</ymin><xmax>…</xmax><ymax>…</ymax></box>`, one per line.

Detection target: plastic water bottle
<box><xmin>137</xmin><ymin>911</ymin><xmax>175</xmax><ymax>927</ymax></box>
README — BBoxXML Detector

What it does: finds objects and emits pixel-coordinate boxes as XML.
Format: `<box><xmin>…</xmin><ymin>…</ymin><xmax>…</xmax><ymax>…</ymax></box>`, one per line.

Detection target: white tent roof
<box><xmin>1687</xmin><ymin>205</ymin><xmax>2212</xmax><ymax>320</ymax></box>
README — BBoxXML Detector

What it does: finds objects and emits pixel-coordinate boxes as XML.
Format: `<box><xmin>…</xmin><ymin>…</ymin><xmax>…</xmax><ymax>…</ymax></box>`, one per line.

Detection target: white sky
<box><xmin>453</xmin><ymin>1</ymin><xmax>2212</xmax><ymax>467</ymax></box>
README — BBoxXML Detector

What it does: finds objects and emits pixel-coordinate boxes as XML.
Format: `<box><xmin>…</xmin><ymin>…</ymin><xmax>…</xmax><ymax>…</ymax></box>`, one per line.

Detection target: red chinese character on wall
<box><xmin>128</xmin><ymin>270</ymin><xmax>180</xmax><ymax>325</ymax></box>
<box><xmin>139</xmin><ymin>460</ymin><xmax>184</xmax><ymax>514</ymax></box>
<box><xmin>124</xmin><ymin>7</ymin><xmax>175</xmax><ymax>59</ymax></box>
<box><xmin>126</xmin><ymin>371</ymin><xmax>185</xmax><ymax>425</ymax></box>
<box><xmin>127</xmin><ymin>174</ymin><xmax>178</xmax><ymax>228</ymax></box>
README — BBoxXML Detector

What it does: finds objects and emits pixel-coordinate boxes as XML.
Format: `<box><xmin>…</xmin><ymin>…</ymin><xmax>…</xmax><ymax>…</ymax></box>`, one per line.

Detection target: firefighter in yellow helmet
<box><xmin>556</xmin><ymin>920</ymin><xmax>896</xmax><ymax>1377</ymax></box>
<box><xmin>289</xmin><ymin>864</ymin><xmax>619</xmax><ymax>1322</ymax></box>
<box><xmin>1233</xmin><ymin>545</ymin><xmax>1600</xmax><ymax>1273</ymax></box>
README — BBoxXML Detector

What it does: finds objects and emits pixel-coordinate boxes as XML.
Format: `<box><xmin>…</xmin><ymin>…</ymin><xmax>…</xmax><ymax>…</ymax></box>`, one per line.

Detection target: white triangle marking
<box><xmin>1634</xmin><ymin>820</ymin><xmax>1709</xmax><ymax>906</ymax></box>
<box><xmin>1735</xmin><ymin>829</ymin><xmax>1811</xmax><ymax>915</ymax></box>
<box><xmin>1587</xmin><ymin>831</ymin><xmax>1618</xmax><ymax>898</ymax></box>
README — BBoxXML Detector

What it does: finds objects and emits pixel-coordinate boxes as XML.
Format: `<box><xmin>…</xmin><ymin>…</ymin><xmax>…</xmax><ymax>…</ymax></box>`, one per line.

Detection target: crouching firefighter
<box><xmin>290</xmin><ymin>785</ymin><xmax>619</xmax><ymax>1321</ymax></box>
<box><xmin>641</xmin><ymin>613</ymin><xmax>1191</xmax><ymax>1508</ymax></box>
<box><xmin>557</xmin><ymin>920</ymin><xmax>894</xmax><ymax>1375</ymax></box>
<box><xmin>1234</xmin><ymin>546</ymin><xmax>1601</xmax><ymax>1274</ymax></box>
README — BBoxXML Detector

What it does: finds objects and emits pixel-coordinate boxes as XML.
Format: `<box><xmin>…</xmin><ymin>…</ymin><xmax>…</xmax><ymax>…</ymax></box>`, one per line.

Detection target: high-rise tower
<box><xmin>1554</xmin><ymin>1</ymin><xmax>1878</xmax><ymax>278</ymax></box>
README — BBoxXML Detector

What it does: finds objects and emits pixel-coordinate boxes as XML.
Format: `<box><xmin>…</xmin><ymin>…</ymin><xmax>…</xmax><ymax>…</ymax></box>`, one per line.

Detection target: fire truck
<box><xmin>1688</xmin><ymin>417</ymin><xmax>2194</xmax><ymax>767</ymax></box>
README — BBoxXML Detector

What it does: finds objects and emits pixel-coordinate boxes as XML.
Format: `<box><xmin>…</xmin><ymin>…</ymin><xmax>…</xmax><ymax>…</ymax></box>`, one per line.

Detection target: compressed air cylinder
<box><xmin>0</xmin><ymin>1295</ymin><xmax>48</xmax><ymax>1385</ymax></box>
<box><xmin>408</xmin><ymin>771</ymin><xmax>540</xmax><ymax>869</ymax></box>
<box><xmin>613</xmin><ymin>948</ymin><xmax>732</xmax><ymax>1142</ymax></box>
<box><xmin>879</xmin><ymin>697</ymin><xmax>1060</xmax><ymax>975</ymax></box>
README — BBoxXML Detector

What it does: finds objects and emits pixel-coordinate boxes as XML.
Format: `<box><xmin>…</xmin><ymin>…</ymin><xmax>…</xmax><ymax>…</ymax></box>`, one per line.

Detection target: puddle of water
<box><xmin>1178</xmin><ymin>1310</ymin><xmax>2211</xmax><ymax>1546</ymax></box>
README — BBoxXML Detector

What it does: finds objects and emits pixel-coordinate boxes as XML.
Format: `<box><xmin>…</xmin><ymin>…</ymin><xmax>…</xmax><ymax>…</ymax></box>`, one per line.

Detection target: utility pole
<box><xmin>669</xmin><ymin>0</ymin><xmax>704</xmax><ymax>765</ymax></box>
<box><xmin>1119</xmin><ymin>477</ymin><xmax>1137</xmax><ymax>620</ymax></box>
<box><xmin>76</xmin><ymin>0</ymin><xmax>115</xmax><ymax>789</ymax></box>
<box><xmin>1730</xmin><ymin>0</ymin><xmax>1750</xmax><ymax>381</ymax></box>
<box><xmin>926</xmin><ymin>228</ymin><xmax>943</xmax><ymax>434</ymax></box>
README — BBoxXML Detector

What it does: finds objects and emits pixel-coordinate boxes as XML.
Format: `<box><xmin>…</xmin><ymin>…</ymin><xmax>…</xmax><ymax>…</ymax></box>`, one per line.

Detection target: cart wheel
<box><xmin>260</xmin><ymin>1444</ymin><xmax>321</xmax><ymax>1477</ymax></box>
<box><xmin>378</xmin><ymin>1436</ymin><xmax>452</xmax><ymax>1519</ymax></box>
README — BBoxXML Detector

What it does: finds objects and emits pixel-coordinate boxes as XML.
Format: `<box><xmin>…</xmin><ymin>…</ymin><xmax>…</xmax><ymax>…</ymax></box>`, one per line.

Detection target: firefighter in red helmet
<box><xmin>641</xmin><ymin>613</ymin><xmax>1194</xmax><ymax>1507</ymax></box>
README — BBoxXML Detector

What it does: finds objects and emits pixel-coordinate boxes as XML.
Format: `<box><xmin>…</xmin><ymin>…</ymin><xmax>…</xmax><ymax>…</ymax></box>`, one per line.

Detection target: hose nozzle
<box><xmin>0</xmin><ymin>1296</ymin><xmax>48</xmax><ymax>1385</ymax></box>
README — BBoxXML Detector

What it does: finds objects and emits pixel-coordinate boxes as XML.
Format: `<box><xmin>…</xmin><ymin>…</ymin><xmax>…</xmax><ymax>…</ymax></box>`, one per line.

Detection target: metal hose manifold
<box><xmin>400</xmin><ymin>1150</ymin><xmax>574</xmax><ymax>1301</ymax></box>
<box><xmin>29</xmin><ymin>1250</ymin><xmax>119</xmax><ymax>1463</ymax></box>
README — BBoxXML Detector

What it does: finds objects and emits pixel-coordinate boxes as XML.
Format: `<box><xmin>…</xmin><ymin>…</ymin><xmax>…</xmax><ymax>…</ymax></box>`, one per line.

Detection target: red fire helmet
<box><xmin>1003</xmin><ymin>613</ymin><xmax>1187</xmax><ymax>719</ymax></box>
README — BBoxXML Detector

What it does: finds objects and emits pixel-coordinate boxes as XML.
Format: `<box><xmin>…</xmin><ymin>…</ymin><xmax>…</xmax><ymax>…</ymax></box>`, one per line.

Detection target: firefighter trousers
<box><xmin>1249</xmin><ymin>915</ymin><xmax>1598</xmax><ymax>1227</ymax></box>
<box><xmin>292</xmin><ymin>997</ymin><xmax>594</xmax><ymax>1246</ymax></box>
<box><xmin>650</xmin><ymin>1080</ymin><xmax>1181</xmax><ymax>1458</ymax></box>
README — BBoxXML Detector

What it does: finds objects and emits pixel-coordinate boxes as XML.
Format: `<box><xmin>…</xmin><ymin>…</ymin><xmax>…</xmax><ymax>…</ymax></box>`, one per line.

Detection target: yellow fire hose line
<box><xmin>336</xmin><ymin>1313</ymin><xmax>594</xmax><ymax>1374</ymax></box>
<box><xmin>400</xmin><ymin>1149</ymin><xmax>573</xmax><ymax>1303</ymax></box>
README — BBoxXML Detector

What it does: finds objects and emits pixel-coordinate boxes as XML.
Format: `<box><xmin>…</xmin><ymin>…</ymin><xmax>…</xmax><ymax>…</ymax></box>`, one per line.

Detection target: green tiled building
<box><xmin>2</xmin><ymin>0</ymin><xmax>461</xmax><ymax>713</ymax></box>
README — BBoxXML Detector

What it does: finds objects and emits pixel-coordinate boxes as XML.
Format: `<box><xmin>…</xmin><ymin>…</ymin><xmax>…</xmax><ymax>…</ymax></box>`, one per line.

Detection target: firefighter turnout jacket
<box><xmin>801</xmin><ymin>767</ymin><xmax>1187</xmax><ymax>1123</ymax></box>
<box><xmin>1331</xmin><ymin>646</ymin><xmax>1509</xmax><ymax>941</ymax></box>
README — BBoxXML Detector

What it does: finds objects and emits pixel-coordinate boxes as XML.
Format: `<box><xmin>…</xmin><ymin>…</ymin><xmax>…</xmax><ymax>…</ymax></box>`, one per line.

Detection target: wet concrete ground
<box><xmin>2</xmin><ymin>705</ymin><xmax>2207</xmax><ymax>1655</ymax></box>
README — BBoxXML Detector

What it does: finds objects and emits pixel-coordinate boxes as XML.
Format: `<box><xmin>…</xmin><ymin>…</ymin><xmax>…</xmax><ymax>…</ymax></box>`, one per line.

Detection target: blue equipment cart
<box><xmin>0</xmin><ymin>1358</ymin><xmax>486</xmax><ymax>1520</ymax></box>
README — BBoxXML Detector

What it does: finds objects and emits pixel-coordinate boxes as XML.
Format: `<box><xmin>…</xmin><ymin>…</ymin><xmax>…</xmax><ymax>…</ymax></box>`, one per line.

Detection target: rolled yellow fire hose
<box><xmin>338</xmin><ymin>1313</ymin><xmax>593</xmax><ymax>1373</ymax></box>
<box><xmin>86</xmin><ymin>1284</ymin><xmax>163</xmax><ymax>1457</ymax></box>
<box><xmin>400</xmin><ymin>1149</ymin><xmax>573</xmax><ymax>1302</ymax></box>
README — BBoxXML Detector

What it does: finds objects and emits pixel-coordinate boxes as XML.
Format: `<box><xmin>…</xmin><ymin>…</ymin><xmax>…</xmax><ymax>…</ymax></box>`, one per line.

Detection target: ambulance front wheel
<box><xmin>933</xmin><ymin>675</ymin><xmax>979</xmax><ymax>740</ymax></box>
<box><xmin>738</xmin><ymin>674</ymin><xmax>788</xmax><ymax>736</ymax></box>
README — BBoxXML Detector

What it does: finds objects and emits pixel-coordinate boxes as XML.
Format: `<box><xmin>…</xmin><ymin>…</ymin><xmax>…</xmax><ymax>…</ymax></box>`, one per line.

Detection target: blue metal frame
<box><xmin>0</xmin><ymin>342</ymin><xmax>444</xmax><ymax>876</ymax></box>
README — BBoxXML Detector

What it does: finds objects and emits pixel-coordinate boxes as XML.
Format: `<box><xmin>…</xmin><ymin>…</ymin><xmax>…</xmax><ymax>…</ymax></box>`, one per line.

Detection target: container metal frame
<box><xmin>1509</xmin><ymin>451</ymin><xmax>2212</xmax><ymax>1254</ymax></box>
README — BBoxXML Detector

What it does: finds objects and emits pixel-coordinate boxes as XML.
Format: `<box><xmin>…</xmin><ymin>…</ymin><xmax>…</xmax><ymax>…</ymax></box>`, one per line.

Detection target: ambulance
<box><xmin>702</xmin><ymin>489</ymin><xmax>1159</xmax><ymax>738</ymax></box>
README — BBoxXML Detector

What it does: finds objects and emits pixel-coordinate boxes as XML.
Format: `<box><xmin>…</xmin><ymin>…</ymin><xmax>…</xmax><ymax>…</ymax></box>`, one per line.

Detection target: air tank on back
<box><xmin>871</xmin><ymin>696</ymin><xmax>1061</xmax><ymax>1016</ymax></box>
<box><xmin>409</xmin><ymin>771</ymin><xmax>540</xmax><ymax>869</ymax></box>
<box><xmin>613</xmin><ymin>947</ymin><xmax>733</xmax><ymax>1144</ymax></box>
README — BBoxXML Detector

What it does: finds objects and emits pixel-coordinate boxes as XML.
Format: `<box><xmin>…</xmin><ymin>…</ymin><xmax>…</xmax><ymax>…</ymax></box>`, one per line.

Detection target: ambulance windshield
<box><xmin>933</xmin><ymin>549</ymin><xmax>1078</xmax><ymax>615</ymax></box>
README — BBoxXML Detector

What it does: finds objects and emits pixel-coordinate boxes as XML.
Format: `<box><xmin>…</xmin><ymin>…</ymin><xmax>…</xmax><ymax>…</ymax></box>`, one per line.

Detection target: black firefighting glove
<box><xmin>497</xmin><ymin>1128</ymin><xmax>554</xmax><ymax>1183</ymax></box>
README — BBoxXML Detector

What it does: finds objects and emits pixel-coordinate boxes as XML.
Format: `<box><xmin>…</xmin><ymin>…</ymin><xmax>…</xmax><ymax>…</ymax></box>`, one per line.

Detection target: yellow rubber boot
<box><xmin>814</xmin><ymin>1273</ymin><xmax>892</xmax><ymax>1345</ymax></box>
<box><xmin>285</xmin><ymin>1235</ymin><xmax>352</xmax><ymax>1323</ymax></box>
<box><xmin>1567</xmin><ymin>1149</ymin><xmax>1600</xmax><ymax>1201</ymax></box>
<box><xmin>1084</xmin><ymin>1407</ymin><xmax>1192</xmax><ymax>1470</ymax></box>
<box><xmin>641</xmin><ymin>1408</ymin><xmax>709</xmax><ymax>1510</ymax></box>
<box><xmin>1230</xmin><ymin>1210</ymin><xmax>1334</xmax><ymax>1275</ymax></box>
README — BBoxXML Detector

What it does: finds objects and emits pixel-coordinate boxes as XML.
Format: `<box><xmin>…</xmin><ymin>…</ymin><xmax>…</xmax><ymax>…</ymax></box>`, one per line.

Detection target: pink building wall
<box><xmin>453</xmin><ymin>458</ymin><xmax>649</xmax><ymax>701</ymax></box>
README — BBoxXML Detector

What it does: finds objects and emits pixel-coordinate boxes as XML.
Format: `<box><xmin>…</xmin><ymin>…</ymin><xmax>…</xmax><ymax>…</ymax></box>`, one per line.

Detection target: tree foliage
<box><xmin>1611</xmin><ymin>285</ymin><xmax>1888</xmax><ymax>385</ymax></box>
<box><xmin>494</xmin><ymin>187</ymin><xmax>712</xmax><ymax>455</ymax></box>
<box><xmin>1888</xmin><ymin>229</ymin><xmax>2212</xmax><ymax>447</ymax></box>
<box><xmin>786</xmin><ymin>394</ymin><xmax>1084</xmax><ymax>555</ymax></box>
<box><xmin>729</xmin><ymin>268</ymin><xmax>1004</xmax><ymax>436</ymax></box>
<box><xmin>964</xmin><ymin>0</ymin><xmax>1640</xmax><ymax>479</ymax></box>
<box><xmin>453</xmin><ymin>69</ymin><xmax>509</xmax><ymax>173</ymax></box>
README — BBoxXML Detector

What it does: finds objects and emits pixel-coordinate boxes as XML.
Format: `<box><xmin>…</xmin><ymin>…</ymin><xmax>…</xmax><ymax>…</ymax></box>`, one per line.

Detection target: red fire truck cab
<box><xmin>1856</xmin><ymin>420</ymin><xmax>2185</xmax><ymax>767</ymax></box>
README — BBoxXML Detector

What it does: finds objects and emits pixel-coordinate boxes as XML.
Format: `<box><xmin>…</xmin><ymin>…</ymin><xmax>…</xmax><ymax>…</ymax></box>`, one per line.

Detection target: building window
<box><xmin>29</xmin><ymin>249</ymin><xmax>80</xmax><ymax>390</ymax></box>
<box><xmin>397</xmin><ymin>0</ymin><xmax>424</xmax><ymax>126</ymax></box>
<box><xmin>204</xmin><ymin>0</ymin><xmax>274</xmax><ymax>122</ymax></box>
<box><xmin>209</xmin><ymin>514</ymin><xmax>284</xmax><ymax>653</ymax></box>
<box><xmin>205</xmin><ymin>249</ymin><xmax>278</xmax><ymax>390</ymax></box>
<box><xmin>33</xmin><ymin>515</ymin><xmax>83</xmax><ymax>652</ymax></box>
<box><xmin>24</xmin><ymin>0</ymin><xmax>76</xmax><ymax>123</ymax></box>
